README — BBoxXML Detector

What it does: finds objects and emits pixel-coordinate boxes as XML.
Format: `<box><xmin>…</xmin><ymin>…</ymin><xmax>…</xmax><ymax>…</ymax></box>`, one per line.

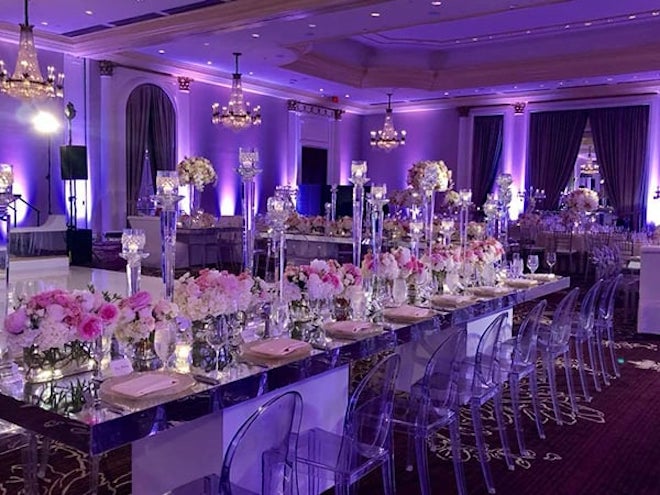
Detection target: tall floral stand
<box><xmin>349</xmin><ymin>161</ymin><xmax>369</xmax><ymax>266</ymax></box>
<box><xmin>237</xmin><ymin>148</ymin><xmax>261</xmax><ymax>275</ymax></box>
<box><xmin>367</xmin><ymin>185</ymin><xmax>389</xmax><ymax>320</ymax></box>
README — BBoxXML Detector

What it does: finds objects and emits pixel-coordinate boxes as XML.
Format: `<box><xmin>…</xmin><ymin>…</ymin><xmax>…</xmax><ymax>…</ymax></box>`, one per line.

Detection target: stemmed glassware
<box><xmin>526</xmin><ymin>254</ymin><xmax>539</xmax><ymax>275</ymax></box>
<box><xmin>545</xmin><ymin>251</ymin><xmax>557</xmax><ymax>273</ymax></box>
<box><xmin>511</xmin><ymin>253</ymin><xmax>524</xmax><ymax>279</ymax></box>
<box><xmin>154</xmin><ymin>323</ymin><xmax>176</xmax><ymax>370</ymax></box>
<box><xmin>205</xmin><ymin>317</ymin><xmax>231</xmax><ymax>378</ymax></box>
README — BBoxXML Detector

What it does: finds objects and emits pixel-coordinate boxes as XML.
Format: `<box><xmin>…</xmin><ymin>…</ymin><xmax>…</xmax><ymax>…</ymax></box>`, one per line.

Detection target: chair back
<box><xmin>220</xmin><ymin>391</ymin><xmax>303</xmax><ymax>495</ymax></box>
<box><xmin>340</xmin><ymin>353</ymin><xmax>400</xmax><ymax>468</ymax></box>
<box><xmin>513</xmin><ymin>300</ymin><xmax>547</xmax><ymax>367</ymax></box>
<box><xmin>578</xmin><ymin>280</ymin><xmax>602</xmax><ymax>335</ymax></box>
<box><xmin>472</xmin><ymin>313</ymin><xmax>509</xmax><ymax>394</ymax></box>
<box><xmin>548</xmin><ymin>288</ymin><xmax>580</xmax><ymax>346</ymax></box>
<box><xmin>597</xmin><ymin>273</ymin><xmax>623</xmax><ymax>322</ymax></box>
<box><xmin>418</xmin><ymin>329</ymin><xmax>467</xmax><ymax>422</ymax></box>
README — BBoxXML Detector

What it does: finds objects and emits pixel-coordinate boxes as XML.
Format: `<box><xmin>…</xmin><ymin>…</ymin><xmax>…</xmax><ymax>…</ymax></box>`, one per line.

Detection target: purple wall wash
<box><xmin>337</xmin><ymin>111</ymin><xmax>362</xmax><ymax>185</ymax></box>
<box><xmin>187</xmin><ymin>82</ymin><xmax>290</xmax><ymax>216</ymax></box>
<box><xmin>361</xmin><ymin>108</ymin><xmax>460</xmax><ymax>191</ymax></box>
<box><xmin>0</xmin><ymin>42</ymin><xmax>66</xmax><ymax>226</ymax></box>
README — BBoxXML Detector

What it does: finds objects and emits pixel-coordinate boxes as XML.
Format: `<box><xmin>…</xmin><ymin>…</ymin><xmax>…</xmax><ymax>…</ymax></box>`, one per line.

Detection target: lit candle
<box><xmin>0</xmin><ymin>163</ymin><xmax>14</xmax><ymax>195</ymax></box>
<box><xmin>156</xmin><ymin>171</ymin><xmax>179</xmax><ymax>196</ymax></box>
<box><xmin>372</xmin><ymin>184</ymin><xmax>387</xmax><ymax>200</ymax></box>
<box><xmin>351</xmin><ymin>160</ymin><xmax>367</xmax><ymax>179</ymax></box>
<box><xmin>122</xmin><ymin>229</ymin><xmax>145</xmax><ymax>254</ymax></box>
<box><xmin>459</xmin><ymin>189</ymin><xmax>472</xmax><ymax>203</ymax></box>
<box><xmin>268</xmin><ymin>196</ymin><xmax>286</xmax><ymax>213</ymax></box>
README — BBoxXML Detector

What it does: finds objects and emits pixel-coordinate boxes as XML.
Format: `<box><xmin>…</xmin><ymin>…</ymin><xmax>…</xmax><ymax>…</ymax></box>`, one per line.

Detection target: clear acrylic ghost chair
<box><xmin>295</xmin><ymin>353</ymin><xmax>400</xmax><ymax>495</ymax></box>
<box><xmin>594</xmin><ymin>274</ymin><xmax>623</xmax><ymax>386</ymax></box>
<box><xmin>463</xmin><ymin>313</ymin><xmax>514</xmax><ymax>495</ymax></box>
<box><xmin>570</xmin><ymin>280</ymin><xmax>603</xmax><ymax>402</ymax></box>
<box><xmin>391</xmin><ymin>328</ymin><xmax>467</xmax><ymax>495</ymax></box>
<box><xmin>220</xmin><ymin>390</ymin><xmax>303</xmax><ymax>495</ymax></box>
<box><xmin>537</xmin><ymin>288</ymin><xmax>580</xmax><ymax>425</ymax></box>
<box><xmin>500</xmin><ymin>299</ymin><xmax>547</xmax><ymax>458</ymax></box>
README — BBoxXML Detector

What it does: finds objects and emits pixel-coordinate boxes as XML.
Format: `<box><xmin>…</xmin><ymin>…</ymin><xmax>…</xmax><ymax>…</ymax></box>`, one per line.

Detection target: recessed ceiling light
<box><xmin>308</xmin><ymin>23</ymin><xmax>317</xmax><ymax>28</ymax></box>
<box><xmin>653</xmin><ymin>11</ymin><xmax>660</xmax><ymax>16</ymax></box>
<box><xmin>472</xmin><ymin>37</ymin><xmax>478</xmax><ymax>42</ymax></box>
<box><xmin>345</xmin><ymin>94</ymin><xmax>350</xmax><ymax>98</ymax></box>
<box><xmin>248</xmin><ymin>71</ymin><xmax>254</xmax><ymax>75</ymax></box>
<box><xmin>370</xmin><ymin>12</ymin><xmax>381</xmax><ymax>17</ymax></box>
<box><xmin>207</xmin><ymin>61</ymin><xmax>212</xmax><ymax>65</ymax></box>
<box><xmin>158</xmin><ymin>49</ymin><xmax>165</xmax><ymax>54</ymax></box>
<box><xmin>251</xmin><ymin>33</ymin><xmax>260</xmax><ymax>38</ymax></box>
<box><xmin>444</xmin><ymin>91</ymin><xmax>449</xmax><ymax>96</ymax></box>
<box><xmin>85</xmin><ymin>10</ymin><xmax>93</xmax><ymax>15</ymax></box>
<box><xmin>431</xmin><ymin>1</ymin><xmax>442</xmax><ymax>5</ymax></box>
<box><xmin>319</xmin><ymin>88</ymin><xmax>324</xmax><ymax>92</ymax></box>
<box><xmin>564</xmin><ymin>24</ymin><xmax>570</xmax><ymax>29</ymax></box>
<box><xmin>203</xmin><ymin>42</ymin><xmax>210</xmax><ymax>46</ymax></box>
<box><xmin>40</xmin><ymin>21</ymin><xmax>48</xmax><ymax>26</ymax></box>
<box><xmin>525</xmin><ymin>30</ymin><xmax>531</xmax><ymax>34</ymax></box>
<box><xmin>629</xmin><ymin>15</ymin><xmax>637</xmax><ymax>20</ymax></box>
<box><xmin>584</xmin><ymin>21</ymin><xmax>592</xmax><ymax>26</ymax></box>
<box><xmin>606</xmin><ymin>77</ymin><xmax>613</xmax><ymax>81</ymax></box>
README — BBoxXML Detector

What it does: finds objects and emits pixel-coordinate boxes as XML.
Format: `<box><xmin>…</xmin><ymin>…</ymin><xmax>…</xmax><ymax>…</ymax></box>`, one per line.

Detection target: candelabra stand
<box><xmin>152</xmin><ymin>171</ymin><xmax>184</xmax><ymax>301</ymax></box>
<box><xmin>267</xmin><ymin>196</ymin><xmax>289</xmax><ymax>303</ymax></box>
<box><xmin>496</xmin><ymin>174</ymin><xmax>513</xmax><ymax>250</ymax></box>
<box><xmin>422</xmin><ymin>189</ymin><xmax>436</xmax><ymax>256</ymax></box>
<box><xmin>483</xmin><ymin>195</ymin><xmax>500</xmax><ymax>239</ymax></box>
<box><xmin>0</xmin><ymin>164</ymin><xmax>19</xmax><ymax>384</ymax></box>
<box><xmin>409</xmin><ymin>206</ymin><xmax>423</xmax><ymax>259</ymax></box>
<box><xmin>458</xmin><ymin>189</ymin><xmax>472</xmax><ymax>279</ymax></box>
<box><xmin>330</xmin><ymin>184</ymin><xmax>338</xmax><ymax>221</ymax></box>
<box><xmin>119</xmin><ymin>229</ymin><xmax>148</xmax><ymax>296</ymax></box>
<box><xmin>237</xmin><ymin>148</ymin><xmax>261</xmax><ymax>275</ymax></box>
<box><xmin>367</xmin><ymin>185</ymin><xmax>388</xmax><ymax>317</ymax></box>
<box><xmin>349</xmin><ymin>161</ymin><xmax>369</xmax><ymax>266</ymax></box>
<box><xmin>439</xmin><ymin>219</ymin><xmax>455</xmax><ymax>247</ymax></box>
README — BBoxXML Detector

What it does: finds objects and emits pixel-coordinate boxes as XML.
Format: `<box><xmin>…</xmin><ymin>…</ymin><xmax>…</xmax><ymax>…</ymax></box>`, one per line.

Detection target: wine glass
<box><xmin>511</xmin><ymin>257</ymin><xmax>524</xmax><ymax>279</ymax></box>
<box><xmin>154</xmin><ymin>323</ymin><xmax>176</xmax><ymax>370</ymax></box>
<box><xmin>545</xmin><ymin>251</ymin><xmax>557</xmax><ymax>273</ymax></box>
<box><xmin>392</xmin><ymin>278</ymin><xmax>407</xmax><ymax>306</ymax></box>
<box><xmin>205</xmin><ymin>320</ymin><xmax>228</xmax><ymax>377</ymax></box>
<box><xmin>526</xmin><ymin>255</ymin><xmax>539</xmax><ymax>274</ymax></box>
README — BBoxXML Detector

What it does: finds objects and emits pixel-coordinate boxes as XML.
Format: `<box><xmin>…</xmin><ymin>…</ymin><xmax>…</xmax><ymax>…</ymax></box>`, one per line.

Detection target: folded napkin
<box><xmin>111</xmin><ymin>373</ymin><xmax>179</xmax><ymax>399</ymax></box>
<box><xmin>248</xmin><ymin>338</ymin><xmax>311</xmax><ymax>358</ymax></box>
<box><xmin>431</xmin><ymin>294</ymin><xmax>475</xmax><ymax>308</ymax></box>
<box><xmin>524</xmin><ymin>273</ymin><xmax>557</xmax><ymax>282</ymax></box>
<box><xmin>383</xmin><ymin>304</ymin><xmax>434</xmax><ymax>323</ymax></box>
<box><xmin>470</xmin><ymin>286</ymin><xmax>511</xmax><ymax>297</ymax></box>
<box><xmin>504</xmin><ymin>278</ymin><xmax>539</xmax><ymax>288</ymax></box>
<box><xmin>324</xmin><ymin>320</ymin><xmax>377</xmax><ymax>339</ymax></box>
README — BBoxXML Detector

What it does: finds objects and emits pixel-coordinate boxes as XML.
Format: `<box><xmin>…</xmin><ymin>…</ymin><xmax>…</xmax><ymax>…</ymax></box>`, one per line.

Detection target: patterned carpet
<box><xmin>0</xmin><ymin>280</ymin><xmax>658</xmax><ymax>495</ymax></box>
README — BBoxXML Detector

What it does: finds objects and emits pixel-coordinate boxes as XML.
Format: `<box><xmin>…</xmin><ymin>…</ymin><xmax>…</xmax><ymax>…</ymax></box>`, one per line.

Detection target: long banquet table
<box><xmin>0</xmin><ymin>265</ymin><xmax>569</xmax><ymax>494</ymax></box>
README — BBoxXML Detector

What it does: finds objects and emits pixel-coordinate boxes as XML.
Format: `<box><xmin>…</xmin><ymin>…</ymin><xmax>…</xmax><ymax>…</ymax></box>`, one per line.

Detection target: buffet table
<box><xmin>0</xmin><ymin>267</ymin><xmax>569</xmax><ymax>494</ymax></box>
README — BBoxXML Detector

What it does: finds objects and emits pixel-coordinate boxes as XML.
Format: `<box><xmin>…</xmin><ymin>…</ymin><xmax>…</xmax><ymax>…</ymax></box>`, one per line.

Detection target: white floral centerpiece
<box><xmin>114</xmin><ymin>291</ymin><xmax>178</xmax><ymax>346</ymax></box>
<box><xmin>407</xmin><ymin>160</ymin><xmax>451</xmax><ymax>193</ymax></box>
<box><xmin>176</xmin><ymin>156</ymin><xmax>217</xmax><ymax>189</ymax></box>
<box><xmin>566</xmin><ymin>188</ymin><xmax>599</xmax><ymax>214</ymax></box>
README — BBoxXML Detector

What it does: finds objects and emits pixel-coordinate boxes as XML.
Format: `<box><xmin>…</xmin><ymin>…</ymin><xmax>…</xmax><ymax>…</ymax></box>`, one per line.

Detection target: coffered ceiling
<box><xmin>1</xmin><ymin>0</ymin><xmax>660</xmax><ymax>109</ymax></box>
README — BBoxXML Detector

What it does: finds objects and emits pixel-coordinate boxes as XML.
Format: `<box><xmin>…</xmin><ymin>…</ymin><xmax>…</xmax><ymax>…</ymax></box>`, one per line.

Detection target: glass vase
<box><xmin>190</xmin><ymin>316</ymin><xmax>232</xmax><ymax>373</ymax></box>
<box><xmin>190</xmin><ymin>185</ymin><xmax>203</xmax><ymax>217</ymax></box>
<box><xmin>22</xmin><ymin>341</ymin><xmax>96</xmax><ymax>383</ymax></box>
<box><xmin>132</xmin><ymin>334</ymin><xmax>161</xmax><ymax>372</ymax></box>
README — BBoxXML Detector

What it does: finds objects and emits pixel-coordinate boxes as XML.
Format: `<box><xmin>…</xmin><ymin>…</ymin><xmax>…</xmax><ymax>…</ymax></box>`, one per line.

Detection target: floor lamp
<box><xmin>32</xmin><ymin>111</ymin><xmax>60</xmax><ymax>216</ymax></box>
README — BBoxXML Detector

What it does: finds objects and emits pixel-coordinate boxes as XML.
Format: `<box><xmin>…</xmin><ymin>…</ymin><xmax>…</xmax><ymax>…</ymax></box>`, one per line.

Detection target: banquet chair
<box><xmin>500</xmin><ymin>300</ymin><xmax>547</xmax><ymax>458</ymax></box>
<box><xmin>462</xmin><ymin>313</ymin><xmax>514</xmax><ymax>494</ymax></box>
<box><xmin>594</xmin><ymin>274</ymin><xmax>623</xmax><ymax>386</ymax></box>
<box><xmin>552</xmin><ymin>232</ymin><xmax>578</xmax><ymax>273</ymax></box>
<box><xmin>537</xmin><ymin>288</ymin><xmax>580</xmax><ymax>425</ymax></box>
<box><xmin>295</xmin><ymin>353</ymin><xmax>400</xmax><ymax>495</ymax></box>
<box><xmin>391</xmin><ymin>328</ymin><xmax>467</xmax><ymax>495</ymax></box>
<box><xmin>570</xmin><ymin>280</ymin><xmax>603</xmax><ymax>402</ymax></box>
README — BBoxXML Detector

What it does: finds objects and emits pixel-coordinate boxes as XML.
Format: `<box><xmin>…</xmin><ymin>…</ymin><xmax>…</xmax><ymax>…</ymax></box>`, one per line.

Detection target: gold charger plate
<box><xmin>100</xmin><ymin>371</ymin><xmax>196</xmax><ymax>402</ymax></box>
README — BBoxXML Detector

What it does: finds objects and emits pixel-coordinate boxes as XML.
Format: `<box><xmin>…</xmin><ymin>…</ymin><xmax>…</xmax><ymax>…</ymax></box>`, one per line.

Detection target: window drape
<box><xmin>471</xmin><ymin>115</ymin><xmax>503</xmax><ymax>208</ymax></box>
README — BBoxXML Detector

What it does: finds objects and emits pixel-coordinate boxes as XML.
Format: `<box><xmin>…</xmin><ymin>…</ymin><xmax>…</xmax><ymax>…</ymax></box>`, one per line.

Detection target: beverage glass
<box><xmin>545</xmin><ymin>251</ymin><xmax>557</xmax><ymax>273</ymax></box>
<box><xmin>527</xmin><ymin>255</ymin><xmax>539</xmax><ymax>274</ymax></box>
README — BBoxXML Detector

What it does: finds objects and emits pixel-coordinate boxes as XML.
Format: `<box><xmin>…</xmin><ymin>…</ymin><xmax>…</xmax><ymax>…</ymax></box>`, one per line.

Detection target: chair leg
<box><xmin>528</xmin><ymin>369</ymin><xmax>546</xmax><ymax>440</ymax></box>
<box><xmin>449</xmin><ymin>420</ymin><xmax>467</xmax><ymax>495</ymax></box>
<box><xmin>493</xmin><ymin>393</ymin><xmax>514</xmax><ymax>471</ymax></box>
<box><xmin>414</xmin><ymin>431</ymin><xmax>431</xmax><ymax>495</ymax></box>
<box><xmin>382</xmin><ymin>453</ymin><xmax>396</xmax><ymax>495</ymax></box>
<box><xmin>544</xmin><ymin>354</ymin><xmax>563</xmax><ymax>425</ymax></box>
<box><xmin>574</xmin><ymin>338</ymin><xmax>591</xmax><ymax>402</ymax></box>
<box><xmin>38</xmin><ymin>436</ymin><xmax>51</xmax><ymax>478</ymax></box>
<box><xmin>606</xmin><ymin>323</ymin><xmax>620</xmax><ymax>378</ymax></box>
<box><xmin>89</xmin><ymin>454</ymin><xmax>100</xmax><ymax>495</ymax></box>
<box><xmin>470</xmin><ymin>403</ymin><xmax>496</xmax><ymax>495</ymax></box>
<box><xmin>22</xmin><ymin>433</ymin><xmax>39</xmax><ymax>495</ymax></box>
<box><xmin>586</xmin><ymin>335</ymin><xmax>601</xmax><ymax>393</ymax></box>
<box><xmin>562</xmin><ymin>351</ymin><xmax>578</xmax><ymax>415</ymax></box>
<box><xmin>509</xmin><ymin>375</ymin><xmax>528</xmax><ymax>457</ymax></box>
<box><xmin>595</xmin><ymin>325</ymin><xmax>611</xmax><ymax>386</ymax></box>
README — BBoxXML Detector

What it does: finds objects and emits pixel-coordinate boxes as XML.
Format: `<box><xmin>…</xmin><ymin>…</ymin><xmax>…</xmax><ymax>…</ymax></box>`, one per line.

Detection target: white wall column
<box><xmin>97</xmin><ymin>60</ymin><xmax>120</xmax><ymax>233</ymax></box>
<box><xmin>286</xmin><ymin>109</ymin><xmax>301</xmax><ymax>185</ymax></box>
<box><xmin>456</xmin><ymin>107</ymin><xmax>471</xmax><ymax>189</ymax></box>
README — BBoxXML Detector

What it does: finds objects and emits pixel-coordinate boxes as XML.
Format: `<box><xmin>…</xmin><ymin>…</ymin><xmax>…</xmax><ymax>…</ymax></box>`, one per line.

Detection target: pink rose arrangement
<box><xmin>566</xmin><ymin>188</ymin><xmax>599</xmax><ymax>213</ymax></box>
<box><xmin>406</xmin><ymin>160</ymin><xmax>451</xmax><ymax>192</ymax></box>
<box><xmin>174</xmin><ymin>269</ymin><xmax>255</xmax><ymax>323</ymax></box>
<box><xmin>114</xmin><ymin>291</ymin><xmax>178</xmax><ymax>345</ymax></box>
<box><xmin>424</xmin><ymin>244</ymin><xmax>462</xmax><ymax>275</ymax></box>
<box><xmin>391</xmin><ymin>247</ymin><xmax>426</xmax><ymax>281</ymax></box>
<box><xmin>361</xmin><ymin>251</ymin><xmax>400</xmax><ymax>281</ymax></box>
<box><xmin>3</xmin><ymin>288</ymin><xmax>120</xmax><ymax>352</ymax></box>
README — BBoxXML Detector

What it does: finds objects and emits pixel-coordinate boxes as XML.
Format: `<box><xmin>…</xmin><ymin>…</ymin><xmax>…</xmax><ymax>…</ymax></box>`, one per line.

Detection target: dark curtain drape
<box><xmin>126</xmin><ymin>84</ymin><xmax>176</xmax><ymax>216</ymax></box>
<box><xmin>589</xmin><ymin>105</ymin><xmax>649</xmax><ymax>230</ymax></box>
<box><xmin>527</xmin><ymin>110</ymin><xmax>588</xmax><ymax>209</ymax></box>
<box><xmin>471</xmin><ymin>115</ymin><xmax>503</xmax><ymax>208</ymax></box>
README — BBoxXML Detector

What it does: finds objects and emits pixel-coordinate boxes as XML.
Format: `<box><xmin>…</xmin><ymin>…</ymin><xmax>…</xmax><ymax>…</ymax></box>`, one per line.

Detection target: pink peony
<box><xmin>4</xmin><ymin>307</ymin><xmax>28</xmax><ymax>335</ymax></box>
<box><xmin>78</xmin><ymin>314</ymin><xmax>104</xmax><ymax>341</ymax></box>
<box><xmin>98</xmin><ymin>303</ymin><xmax>119</xmax><ymax>323</ymax></box>
<box><xmin>125</xmin><ymin>291</ymin><xmax>152</xmax><ymax>311</ymax></box>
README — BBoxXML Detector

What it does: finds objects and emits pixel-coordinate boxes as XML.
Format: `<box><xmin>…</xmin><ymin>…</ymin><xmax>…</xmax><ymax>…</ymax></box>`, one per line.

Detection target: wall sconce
<box><xmin>513</xmin><ymin>102</ymin><xmax>526</xmax><ymax>115</ymax></box>
<box><xmin>177</xmin><ymin>76</ymin><xmax>192</xmax><ymax>93</ymax></box>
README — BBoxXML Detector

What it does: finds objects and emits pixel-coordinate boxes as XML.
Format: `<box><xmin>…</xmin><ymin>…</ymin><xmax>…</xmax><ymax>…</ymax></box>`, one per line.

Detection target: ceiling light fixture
<box><xmin>211</xmin><ymin>52</ymin><xmax>261</xmax><ymax>132</ymax></box>
<box><xmin>0</xmin><ymin>0</ymin><xmax>64</xmax><ymax>101</ymax></box>
<box><xmin>581</xmin><ymin>146</ymin><xmax>600</xmax><ymax>175</ymax></box>
<box><xmin>370</xmin><ymin>93</ymin><xmax>406</xmax><ymax>152</ymax></box>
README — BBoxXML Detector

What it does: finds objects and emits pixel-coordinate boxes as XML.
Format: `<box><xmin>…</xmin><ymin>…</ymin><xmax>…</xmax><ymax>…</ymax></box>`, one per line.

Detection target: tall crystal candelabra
<box><xmin>349</xmin><ymin>160</ymin><xmax>369</xmax><ymax>266</ymax></box>
<box><xmin>330</xmin><ymin>184</ymin><xmax>338</xmax><ymax>221</ymax></box>
<box><xmin>237</xmin><ymin>148</ymin><xmax>261</xmax><ymax>275</ymax></box>
<box><xmin>119</xmin><ymin>229</ymin><xmax>148</xmax><ymax>296</ymax></box>
<box><xmin>367</xmin><ymin>184</ymin><xmax>388</xmax><ymax>315</ymax></box>
<box><xmin>439</xmin><ymin>219</ymin><xmax>455</xmax><ymax>247</ymax></box>
<box><xmin>458</xmin><ymin>189</ymin><xmax>472</xmax><ymax>275</ymax></box>
<box><xmin>152</xmin><ymin>171</ymin><xmax>183</xmax><ymax>301</ymax></box>
<box><xmin>267</xmin><ymin>196</ymin><xmax>289</xmax><ymax>302</ymax></box>
<box><xmin>496</xmin><ymin>173</ymin><xmax>513</xmax><ymax>249</ymax></box>
<box><xmin>0</xmin><ymin>164</ymin><xmax>18</xmax><ymax>383</ymax></box>
<box><xmin>483</xmin><ymin>194</ymin><xmax>500</xmax><ymax>239</ymax></box>
<box><xmin>420</xmin><ymin>163</ymin><xmax>449</xmax><ymax>256</ymax></box>
<box><xmin>409</xmin><ymin>206</ymin><xmax>423</xmax><ymax>259</ymax></box>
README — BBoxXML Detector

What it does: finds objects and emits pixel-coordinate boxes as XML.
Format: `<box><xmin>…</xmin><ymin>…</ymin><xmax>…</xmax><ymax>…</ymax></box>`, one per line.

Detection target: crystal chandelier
<box><xmin>370</xmin><ymin>93</ymin><xmax>406</xmax><ymax>152</ymax></box>
<box><xmin>580</xmin><ymin>146</ymin><xmax>600</xmax><ymax>175</ymax></box>
<box><xmin>211</xmin><ymin>52</ymin><xmax>261</xmax><ymax>132</ymax></box>
<box><xmin>0</xmin><ymin>0</ymin><xmax>64</xmax><ymax>100</ymax></box>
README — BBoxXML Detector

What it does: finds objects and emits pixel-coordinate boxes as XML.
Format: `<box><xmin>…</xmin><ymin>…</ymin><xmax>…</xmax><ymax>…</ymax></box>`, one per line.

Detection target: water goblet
<box><xmin>154</xmin><ymin>323</ymin><xmax>176</xmax><ymax>370</ymax></box>
<box><xmin>205</xmin><ymin>321</ymin><xmax>229</xmax><ymax>377</ymax></box>
<box><xmin>545</xmin><ymin>251</ymin><xmax>557</xmax><ymax>273</ymax></box>
<box><xmin>392</xmin><ymin>278</ymin><xmax>407</xmax><ymax>306</ymax></box>
<box><xmin>512</xmin><ymin>257</ymin><xmax>524</xmax><ymax>278</ymax></box>
<box><xmin>351</xmin><ymin>290</ymin><xmax>367</xmax><ymax>319</ymax></box>
<box><xmin>526</xmin><ymin>254</ymin><xmax>539</xmax><ymax>274</ymax></box>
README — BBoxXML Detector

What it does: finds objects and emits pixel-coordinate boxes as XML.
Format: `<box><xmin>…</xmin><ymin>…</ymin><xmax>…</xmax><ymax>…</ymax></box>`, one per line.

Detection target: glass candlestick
<box><xmin>152</xmin><ymin>171</ymin><xmax>183</xmax><ymax>301</ymax></box>
<box><xmin>349</xmin><ymin>160</ymin><xmax>369</xmax><ymax>266</ymax></box>
<box><xmin>267</xmin><ymin>196</ymin><xmax>289</xmax><ymax>303</ymax></box>
<box><xmin>237</xmin><ymin>148</ymin><xmax>261</xmax><ymax>275</ymax></box>
<box><xmin>496</xmin><ymin>173</ymin><xmax>513</xmax><ymax>250</ymax></box>
<box><xmin>439</xmin><ymin>219</ymin><xmax>455</xmax><ymax>247</ymax></box>
<box><xmin>0</xmin><ymin>163</ymin><xmax>18</xmax><ymax>384</ymax></box>
<box><xmin>330</xmin><ymin>184</ymin><xmax>338</xmax><ymax>221</ymax></box>
<box><xmin>367</xmin><ymin>184</ymin><xmax>389</xmax><ymax>318</ymax></box>
<box><xmin>458</xmin><ymin>189</ymin><xmax>472</xmax><ymax>278</ymax></box>
<box><xmin>483</xmin><ymin>195</ymin><xmax>500</xmax><ymax>239</ymax></box>
<box><xmin>119</xmin><ymin>229</ymin><xmax>149</xmax><ymax>296</ymax></box>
